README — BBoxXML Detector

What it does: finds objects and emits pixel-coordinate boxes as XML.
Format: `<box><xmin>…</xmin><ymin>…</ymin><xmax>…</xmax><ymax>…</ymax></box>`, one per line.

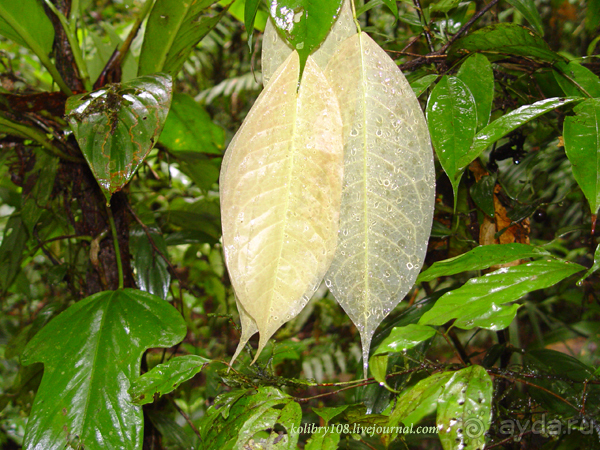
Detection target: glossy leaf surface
<box><xmin>427</xmin><ymin>75</ymin><xmax>477</xmax><ymax>200</ymax></box>
<box><xmin>450</xmin><ymin>23</ymin><xmax>560</xmax><ymax>62</ymax></box>
<box><xmin>410</xmin><ymin>74</ymin><xmax>438</xmax><ymax>98</ymax></box>
<box><xmin>138</xmin><ymin>0</ymin><xmax>226</xmax><ymax>76</ymax></box>
<box><xmin>268</xmin><ymin>0</ymin><xmax>344</xmax><ymax>65</ymax></box>
<box><xmin>130</xmin><ymin>355</ymin><xmax>211</xmax><ymax>405</ymax></box>
<box><xmin>262</xmin><ymin>0</ymin><xmax>356</xmax><ymax>86</ymax></box>
<box><xmin>198</xmin><ymin>387</ymin><xmax>301</xmax><ymax>449</ymax></box>
<box><xmin>456</xmin><ymin>54</ymin><xmax>494</xmax><ymax>130</ymax></box>
<box><xmin>66</xmin><ymin>74</ymin><xmax>173</xmax><ymax>203</ymax></box>
<box><xmin>437</xmin><ymin>366</ymin><xmax>493</xmax><ymax>450</ymax></box>
<box><xmin>324</xmin><ymin>33</ymin><xmax>435</xmax><ymax>377</ymax></box>
<box><xmin>465</xmin><ymin>97</ymin><xmax>580</xmax><ymax>173</ymax></box>
<box><xmin>0</xmin><ymin>0</ymin><xmax>54</xmax><ymax>55</ymax></box>
<box><xmin>21</xmin><ymin>289</ymin><xmax>187</xmax><ymax>450</ymax></box>
<box><xmin>554</xmin><ymin>61</ymin><xmax>600</xmax><ymax>98</ymax></box>
<box><xmin>159</xmin><ymin>93</ymin><xmax>225</xmax><ymax>155</ymax></box>
<box><xmin>417</xmin><ymin>243</ymin><xmax>550</xmax><ymax>282</ymax></box>
<box><xmin>373</xmin><ymin>324</ymin><xmax>436</xmax><ymax>356</ymax></box>
<box><xmin>130</xmin><ymin>226</ymin><xmax>171</xmax><ymax>300</ymax></box>
<box><xmin>563</xmin><ymin>99</ymin><xmax>600</xmax><ymax>215</ymax></box>
<box><xmin>221</xmin><ymin>52</ymin><xmax>343</xmax><ymax>360</ymax></box>
<box><xmin>505</xmin><ymin>0</ymin><xmax>544</xmax><ymax>35</ymax></box>
<box><xmin>419</xmin><ymin>260</ymin><xmax>584</xmax><ymax>330</ymax></box>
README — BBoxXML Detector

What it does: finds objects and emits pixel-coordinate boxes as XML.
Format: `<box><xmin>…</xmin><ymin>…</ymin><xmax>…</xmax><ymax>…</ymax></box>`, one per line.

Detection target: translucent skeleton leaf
<box><xmin>261</xmin><ymin>0</ymin><xmax>357</xmax><ymax>86</ymax></box>
<box><xmin>221</xmin><ymin>51</ymin><xmax>344</xmax><ymax>363</ymax></box>
<box><xmin>323</xmin><ymin>33</ymin><xmax>435</xmax><ymax>377</ymax></box>
<box><xmin>66</xmin><ymin>74</ymin><xmax>173</xmax><ymax>203</ymax></box>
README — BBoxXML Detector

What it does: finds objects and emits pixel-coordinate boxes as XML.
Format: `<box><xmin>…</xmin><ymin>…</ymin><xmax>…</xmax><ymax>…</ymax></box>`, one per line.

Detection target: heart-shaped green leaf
<box><xmin>66</xmin><ymin>74</ymin><xmax>173</xmax><ymax>203</ymax></box>
<box><xmin>21</xmin><ymin>288</ymin><xmax>186</xmax><ymax>450</ymax></box>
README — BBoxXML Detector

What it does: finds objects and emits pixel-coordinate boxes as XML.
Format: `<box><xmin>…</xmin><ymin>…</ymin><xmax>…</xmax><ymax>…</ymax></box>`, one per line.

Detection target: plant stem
<box><xmin>107</xmin><ymin>206</ymin><xmax>124</xmax><ymax>289</ymax></box>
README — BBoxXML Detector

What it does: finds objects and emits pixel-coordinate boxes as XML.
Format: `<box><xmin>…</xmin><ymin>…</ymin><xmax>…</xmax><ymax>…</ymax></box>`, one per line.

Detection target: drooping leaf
<box><xmin>198</xmin><ymin>387</ymin><xmax>302</xmax><ymax>449</ymax></box>
<box><xmin>419</xmin><ymin>260</ymin><xmax>585</xmax><ymax>330</ymax></box>
<box><xmin>426</xmin><ymin>75</ymin><xmax>477</xmax><ymax>202</ymax></box>
<box><xmin>244</xmin><ymin>0</ymin><xmax>261</xmax><ymax>47</ymax></box>
<box><xmin>130</xmin><ymin>355</ymin><xmax>211</xmax><ymax>405</ymax></box>
<box><xmin>564</xmin><ymin>99</ymin><xmax>600</xmax><ymax>216</ymax></box>
<box><xmin>159</xmin><ymin>93</ymin><xmax>225</xmax><ymax>155</ymax></box>
<box><xmin>464</xmin><ymin>97</ymin><xmax>580</xmax><ymax>173</ymax></box>
<box><xmin>505</xmin><ymin>0</ymin><xmax>544</xmax><ymax>36</ymax></box>
<box><xmin>578</xmin><ymin>243</ymin><xmax>600</xmax><ymax>285</ymax></box>
<box><xmin>373</xmin><ymin>324</ymin><xmax>436</xmax><ymax>356</ymax></box>
<box><xmin>410</xmin><ymin>74</ymin><xmax>438</xmax><ymax>98</ymax></box>
<box><xmin>0</xmin><ymin>214</ymin><xmax>28</xmax><ymax>292</ymax></box>
<box><xmin>66</xmin><ymin>74</ymin><xmax>173</xmax><ymax>203</ymax></box>
<box><xmin>456</xmin><ymin>53</ymin><xmax>494</xmax><ymax>130</ymax></box>
<box><xmin>356</xmin><ymin>0</ymin><xmax>399</xmax><ymax>19</ymax></box>
<box><xmin>262</xmin><ymin>0</ymin><xmax>356</xmax><ymax>86</ymax></box>
<box><xmin>138</xmin><ymin>0</ymin><xmax>227</xmax><ymax>76</ymax></box>
<box><xmin>437</xmin><ymin>365</ymin><xmax>493</xmax><ymax>450</ymax></box>
<box><xmin>449</xmin><ymin>23</ymin><xmax>561</xmax><ymax>62</ymax></box>
<box><xmin>554</xmin><ymin>61</ymin><xmax>600</xmax><ymax>98</ymax></box>
<box><xmin>305</xmin><ymin>430</ymin><xmax>341</xmax><ymax>450</ymax></box>
<box><xmin>21</xmin><ymin>289</ymin><xmax>187</xmax><ymax>450</ymax></box>
<box><xmin>130</xmin><ymin>226</ymin><xmax>171</xmax><ymax>300</ymax></box>
<box><xmin>312</xmin><ymin>405</ymin><xmax>350</xmax><ymax>424</ymax></box>
<box><xmin>267</xmin><ymin>0</ymin><xmax>344</xmax><ymax>66</ymax></box>
<box><xmin>470</xmin><ymin>173</ymin><xmax>496</xmax><ymax>217</ymax></box>
<box><xmin>220</xmin><ymin>0</ymin><xmax>268</xmax><ymax>31</ymax></box>
<box><xmin>324</xmin><ymin>32</ymin><xmax>435</xmax><ymax>377</ymax></box>
<box><xmin>221</xmin><ymin>52</ymin><xmax>344</xmax><ymax>361</ymax></box>
<box><xmin>417</xmin><ymin>243</ymin><xmax>550</xmax><ymax>282</ymax></box>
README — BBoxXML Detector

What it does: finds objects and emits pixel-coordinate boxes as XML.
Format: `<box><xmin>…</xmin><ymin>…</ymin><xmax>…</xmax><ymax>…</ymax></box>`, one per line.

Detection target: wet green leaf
<box><xmin>139</xmin><ymin>0</ymin><xmax>227</xmax><ymax>76</ymax></box>
<box><xmin>130</xmin><ymin>226</ymin><xmax>171</xmax><ymax>300</ymax></box>
<box><xmin>426</xmin><ymin>75</ymin><xmax>478</xmax><ymax>200</ymax></box>
<box><xmin>66</xmin><ymin>74</ymin><xmax>173</xmax><ymax>203</ymax></box>
<box><xmin>268</xmin><ymin>0</ymin><xmax>344</xmax><ymax>66</ymax></box>
<box><xmin>505</xmin><ymin>0</ymin><xmax>544</xmax><ymax>36</ymax></box>
<box><xmin>370</xmin><ymin>354</ymin><xmax>391</xmax><ymax>389</ymax></box>
<box><xmin>305</xmin><ymin>430</ymin><xmax>341</xmax><ymax>450</ymax></box>
<box><xmin>457</xmin><ymin>54</ymin><xmax>494</xmax><ymax>130</ymax></box>
<box><xmin>578</xmin><ymin>243</ymin><xmax>600</xmax><ymax>285</ymax></box>
<box><xmin>419</xmin><ymin>259</ymin><xmax>584</xmax><ymax>330</ymax></box>
<box><xmin>554</xmin><ymin>61</ymin><xmax>600</xmax><ymax>98</ymax></box>
<box><xmin>470</xmin><ymin>174</ymin><xmax>496</xmax><ymax>217</ymax></box>
<box><xmin>450</xmin><ymin>23</ymin><xmax>560</xmax><ymax>62</ymax></box>
<box><xmin>159</xmin><ymin>93</ymin><xmax>225</xmax><ymax>155</ymax></box>
<box><xmin>130</xmin><ymin>355</ymin><xmax>211</xmax><ymax>405</ymax></box>
<box><xmin>245</xmin><ymin>0</ymin><xmax>261</xmax><ymax>47</ymax></box>
<box><xmin>373</xmin><ymin>324</ymin><xmax>436</xmax><ymax>356</ymax></box>
<box><xmin>0</xmin><ymin>213</ymin><xmax>28</xmax><ymax>292</ymax></box>
<box><xmin>437</xmin><ymin>365</ymin><xmax>493</xmax><ymax>450</ymax></box>
<box><xmin>0</xmin><ymin>0</ymin><xmax>54</xmax><ymax>55</ymax></box>
<box><xmin>313</xmin><ymin>405</ymin><xmax>350</xmax><ymax>424</ymax></box>
<box><xmin>410</xmin><ymin>74</ymin><xmax>438</xmax><ymax>98</ymax></box>
<box><xmin>199</xmin><ymin>387</ymin><xmax>301</xmax><ymax>449</ymax></box>
<box><xmin>21</xmin><ymin>289</ymin><xmax>187</xmax><ymax>450</ymax></box>
<box><xmin>526</xmin><ymin>349</ymin><xmax>597</xmax><ymax>383</ymax></box>
<box><xmin>465</xmin><ymin>97</ymin><xmax>580</xmax><ymax>173</ymax></box>
<box><xmin>564</xmin><ymin>99</ymin><xmax>600</xmax><ymax>215</ymax></box>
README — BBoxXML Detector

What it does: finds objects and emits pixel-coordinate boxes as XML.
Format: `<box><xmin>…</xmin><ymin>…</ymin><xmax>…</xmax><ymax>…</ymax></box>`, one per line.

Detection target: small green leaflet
<box><xmin>456</xmin><ymin>54</ymin><xmax>494</xmax><ymax>131</ymax></box>
<box><xmin>130</xmin><ymin>226</ymin><xmax>171</xmax><ymax>300</ymax></box>
<box><xmin>578</xmin><ymin>243</ymin><xmax>600</xmax><ymax>285</ymax></box>
<box><xmin>130</xmin><ymin>355</ymin><xmax>211</xmax><ymax>405</ymax></box>
<box><xmin>419</xmin><ymin>259</ymin><xmax>584</xmax><ymax>330</ymax></box>
<box><xmin>564</xmin><ymin>99</ymin><xmax>600</xmax><ymax>216</ymax></box>
<box><xmin>66</xmin><ymin>74</ymin><xmax>172</xmax><ymax>203</ymax></box>
<box><xmin>21</xmin><ymin>289</ymin><xmax>187</xmax><ymax>450</ymax></box>
<box><xmin>554</xmin><ymin>61</ymin><xmax>600</xmax><ymax>98</ymax></box>
<box><xmin>410</xmin><ymin>74</ymin><xmax>438</xmax><ymax>98</ymax></box>
<box><xmin>373</xmin><ymin>324</ymin><xmax>436</xmax><ymax>356</ymax></box>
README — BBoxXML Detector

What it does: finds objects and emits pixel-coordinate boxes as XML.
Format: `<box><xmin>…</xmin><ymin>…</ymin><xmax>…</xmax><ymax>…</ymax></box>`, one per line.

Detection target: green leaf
<box><xmin>21</xmin><ymin>288</ymin><xmax>187</xmax><ymax>450</ymax></box>
<box><xmin>526</xmin><ymin>349</ymin><xmax>597</xmax><ymax>383</ymax></box>
<box><xmin>21</xmin><ymin>152</ymin><xmax>59</xmax><ymax>235</ymax></box>
<box><xmin>139</xmin><ymin>0</ymin><xmax>227</xmax><ymax>76</ymax></box>
<box><xmin>505</xmin><ymin>0</ymin><xmax>544</xmax><ymax>36</ymax></box>
<box><xmin>199</xmin><ymin>387</ymin><xmax>301</xmax><ymax>449</ymax></box>
<box><xmin>430</xmin><ymin>0</ymin><xmax>461</xmax><ymax>13</ymax></box>
<box><xmin>457</xmin><ymin>54</ymin><xmax>494</xmax><ymax>130</ymax></box>
<box><xmin>66</xmin><ymin>74</ymin><xmax>173</xmax><ymax>203</ymax></box>
<box><xmin>221</xmin><ymin>0</ymin><xmax>268</xmax><ymax>31</ymax></box>
<box><xmin>419</xmin><ymin>259</ymin><xmax>585</xmax><ymax>330</ymax></box>
<box><xmin>356</xmin><ymin>0</ymin><xmax>399</xmax><ymax>19</ymax></box>
<box><xmin>417</xmin><ymin>243</ymin><xmax>550</xmax><ymax>282</ymax></box>
<box><xmin>587</xmin><ymin>0</ymin><xmax>600</xmax><ymax>32</ymax></box>
<box><xmin>578</xmin><ymin>243</ymin><xmax>600</xmax><ymax>285</ymax></box>
<box><xmin>0</xmin><ymin>0</ymin><xmax>53</xmax><ymax>54</ymax></box>
<box><xmin>370</xmin><ymin>354</ymin><xmax>394</xmax><ymax>390</ymax></box>
<box><xmin>410</xmin><ymin>74</ymin><xmax>438</xmax><ymax>98</ymax></box>
<box><xmin>171</xmin><ymin>150</ymin><xmax>221</xmax><ymax>190</ymax></box>
<box><xmin>159</xmin><ymin>93</ymin><xmax>225</xmax><ymax>155</ymax></box>
<box><xmin>0</xmin><ymin>214</ymin><xmax>28</xmax><ymax>292</ymax></box>
<box><xmin>464</xmin><ymin>97</ymin><xmax>580</xmax><ymax>173</ymax></box>
<box><xmin>245</xmin><ymin>0</ymin><xmax>261</xmax><ymax>47</ymax></box>
<box><xmin>470</xmin><ymin>174</ymin><xmax>496</xmax><ymax>217</ymax></box>
<box><xmin>146</xmin><ymin>410</ymin><xmax>195</xmax><ymax>449</ymax></box>
<box><xmin>554</xmin><ymin>61</ymin><xmax>600</xmax><ymax>98</ymax></box>
<box><xmin>426</xmin><ymin>75</ymin><xmax>478</xmax><ymax>201</ymax></box>
<box><xmin>305</xmin><ymin>430</ymin><xmax>341</xmax><ymax>450</ymax></box>
<box><xmin>130</xmin><ymin>355</ymin><xmax>211</xmax><ymax>405</ymax></box>
<box><xmin>564</xmin><ymin>99</ymin><xmax>600</xmax><ymax>215</ymax></box>
<box><xmin>268</xmin><ymin>0</ymin><xmax>344</xmax><ymax>66</ymax></box>
<box><xmin>130</xmin><ymin>226</ymin><xmax>171</xmax><ymax>300</ymax></box>
<box><xmin>450</xmin><ymin>23</ymin><xmax>561</xmax><ymax>62</ymax></box>
<box><xmin>437</xmin><ymin>366</ymin><xmax>493</xmax><ymax>450</ymax></box>
<box><xmin>312</xmin><ymin>405</ymin><xmax>350</xmax><ymax>425</ymax></box>
<box><xmin>373</xmin><ymin>324</ymin><xmax>436</xmax><ymax>356</ymax></box>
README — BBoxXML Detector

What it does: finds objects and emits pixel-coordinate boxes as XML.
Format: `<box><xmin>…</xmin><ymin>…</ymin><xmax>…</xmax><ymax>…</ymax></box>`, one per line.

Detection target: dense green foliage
<box><xmin>0</xmin><ymin>0</ymin><xmax>599</xmax><ymax>449</ymax></box>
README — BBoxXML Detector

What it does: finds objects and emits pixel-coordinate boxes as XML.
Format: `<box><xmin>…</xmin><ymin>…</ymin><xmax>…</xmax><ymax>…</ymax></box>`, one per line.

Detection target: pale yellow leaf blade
<box><xmin>221</xmin><ymin>52</ymin><xmax>344</xmax><ymax>361</ymax></box>
<box><xmin>324</xmin><ymin>33</ymin><xmax>435</xmax><ymax>377</ymax></box>
<box><xmin>261</xmin><ymin>0</ymin><xmax>357</xmax><ymax>86</ymax></box>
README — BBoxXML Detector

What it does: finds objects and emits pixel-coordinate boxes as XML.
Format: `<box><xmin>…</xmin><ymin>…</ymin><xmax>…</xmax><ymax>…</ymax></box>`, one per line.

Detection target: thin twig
<box><xmin>412</xmin><ymin>0</ymin><xmax>435</xmax><ymax>53</ymax></box>
<box><xmin>171</xmin><ymin>399</ymin><xmax>203</xmax><ymax>442</ymax></box>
